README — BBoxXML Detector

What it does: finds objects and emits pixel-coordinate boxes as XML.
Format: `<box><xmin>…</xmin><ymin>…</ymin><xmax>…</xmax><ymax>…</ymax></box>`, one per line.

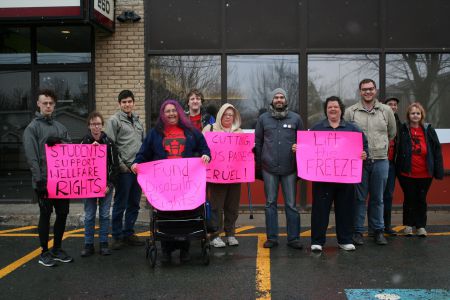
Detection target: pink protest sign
<box><xmin>296</xmin><ymin>131</ymin><xmax>363</xmax><ymax>183</ymax></box>
<box><xmin>137</xmin><ymin>158</ymin><xmax>206</xmax><ymax>211</ymax></box>
<box><xmin>204</xmin><ymin>132</ymin><xmax>255</xmax><ymax>183</ymax></box>
<box><xmin>45</xmin><ymin>144</ymin><xmax>107</xmax><ymax>199</ymax></box>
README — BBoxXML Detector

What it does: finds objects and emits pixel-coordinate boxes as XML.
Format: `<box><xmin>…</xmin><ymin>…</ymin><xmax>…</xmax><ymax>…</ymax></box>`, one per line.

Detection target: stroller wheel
<box><xmin>202</xmin><ymin>245</ymin><xmax>210</xmax><ymax>266</ymax></box>
<box><xmin>146</xmin><ymin>244</ymin><xmax>157</xmax><ymax>268</ymax></box>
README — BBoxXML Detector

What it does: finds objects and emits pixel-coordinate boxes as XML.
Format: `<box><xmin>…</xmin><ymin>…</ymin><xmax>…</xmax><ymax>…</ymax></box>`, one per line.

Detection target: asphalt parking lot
<box><xmin>1</xmin><ymin>222</ymin><xmax>450</xmax><ymax>300</ymax></box>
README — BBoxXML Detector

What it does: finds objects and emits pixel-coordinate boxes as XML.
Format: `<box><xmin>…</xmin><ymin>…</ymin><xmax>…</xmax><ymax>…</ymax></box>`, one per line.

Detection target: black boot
<box><xmin>99</xmin><ymin>242</ymin><xmax>112</xmax><ymax>256</ymax></box>
<box><xmin>81</xmin><ymin>244</ymin><xmax>95</xmax><ymax>257</ymax></box>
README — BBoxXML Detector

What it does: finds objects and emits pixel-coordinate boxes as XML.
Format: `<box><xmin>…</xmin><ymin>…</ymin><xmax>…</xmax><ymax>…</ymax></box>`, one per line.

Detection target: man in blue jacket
<box><xmin>255</xmin><ymin>88</ymin><xmax>304</xmax><ymax>249</ymax></box>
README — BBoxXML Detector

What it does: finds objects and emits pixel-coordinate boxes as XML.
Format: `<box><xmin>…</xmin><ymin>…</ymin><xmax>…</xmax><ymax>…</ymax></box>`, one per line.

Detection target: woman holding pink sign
<box><xmin>131</xmin><ymin>99</ymin><xmax>211</xmax><ymax>263</ymax></box>
<box><xmin>309</xmin><ymin>96</ymin><xmax>368</xmax><ymax>252</ymax></box>
<box><xmin>202</xmin><ymin>103</ymin><xmax>243</xmax><ymax>248</ymax></box>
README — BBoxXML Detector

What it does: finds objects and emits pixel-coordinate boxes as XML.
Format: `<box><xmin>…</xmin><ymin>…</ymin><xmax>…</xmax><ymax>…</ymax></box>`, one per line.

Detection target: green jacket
<box><xmin>104</xmin><ymin>111</ymin><xmax>144</xmax><ymax>172</ymax></box>
<box><xmin>344</xmin><ymin>99</ymin><xmax>396</xmax><ymax>160</ymax></box>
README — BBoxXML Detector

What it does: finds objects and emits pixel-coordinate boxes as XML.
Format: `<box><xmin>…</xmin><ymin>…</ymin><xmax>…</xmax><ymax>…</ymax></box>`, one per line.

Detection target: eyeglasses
<box><xmin>164</xmin><ymin>109</ymin><xmax>177</xmax><ymax>114</ymax></box>
<box><xmin>223</xmin><ymin>113</ymin><xmax>234</xmax><ymax>118</ymax></box>
<box><xmin>361</xmin><ymin>87</ymin><xmax>375</xmax><ymax>92</ymax></box>
<box><xmin>89</xmin><ymin>123</ymin><xmax>103</xmax><ymax>127</ymax></box>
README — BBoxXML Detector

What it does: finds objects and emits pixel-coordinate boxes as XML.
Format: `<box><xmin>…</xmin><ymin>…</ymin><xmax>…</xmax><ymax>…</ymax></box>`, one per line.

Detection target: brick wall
<box><xmin>95</xmin><ymin>0</ymin><xmax>146</xmax><ymax>128</ymax></box>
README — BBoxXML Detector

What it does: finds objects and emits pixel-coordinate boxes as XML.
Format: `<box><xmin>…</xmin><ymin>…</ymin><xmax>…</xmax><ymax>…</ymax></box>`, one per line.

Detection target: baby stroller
<box><xmin>145</xmin><ymin>202</ymin><xmax>211</xmax><ymax>267</ymax></box>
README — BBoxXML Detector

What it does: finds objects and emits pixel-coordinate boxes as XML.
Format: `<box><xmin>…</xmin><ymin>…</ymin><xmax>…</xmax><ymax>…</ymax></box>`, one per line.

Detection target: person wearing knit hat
<box><xmin>255</xmin><ymin>88</ymin><xmax>304</xmax><ymax>249</ymax></box>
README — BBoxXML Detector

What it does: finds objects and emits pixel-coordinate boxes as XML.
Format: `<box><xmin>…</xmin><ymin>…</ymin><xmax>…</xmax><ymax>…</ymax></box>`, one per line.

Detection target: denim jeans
<box><xmin>262</xmin><ymin>170</ymin><xmax>300</xmax><ymax>242</ymax></box>
<box><xmin>354</xmin><ymin>159</ymin><xmax>389</xmax><ymax>233</ymax></box>
<box><xmin>84</xmin><ymin>190</ymin><xmax>113</xmax><ymax>244</ymax></box>
<box><xmin>112</xmin><ymin>173</ymin><xmax>142</xmax><ymax>239</ymax></box>
<box><xmin>382</xmin><ymin>161</ymin><xmax>396</xmax><ymax>229</ymax></box>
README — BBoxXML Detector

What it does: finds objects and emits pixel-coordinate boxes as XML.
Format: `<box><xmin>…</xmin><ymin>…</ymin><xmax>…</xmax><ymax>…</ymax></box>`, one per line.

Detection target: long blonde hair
<box><xmin>406</xmin><ymin>102</ymin><xmax>426</xmax><ymax>126</ymax></box>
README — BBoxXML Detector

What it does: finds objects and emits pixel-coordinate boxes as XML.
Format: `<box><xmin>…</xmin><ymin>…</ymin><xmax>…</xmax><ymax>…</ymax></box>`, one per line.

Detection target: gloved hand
<box><xmin>46</xmin><ymin>136</ymin><xmax>63</xmax><ymax>147</ymax></box>
<box><xmin>36</xmin><ymin>180</ymin><xmax>48</xmax><ymax>199</ymax></box>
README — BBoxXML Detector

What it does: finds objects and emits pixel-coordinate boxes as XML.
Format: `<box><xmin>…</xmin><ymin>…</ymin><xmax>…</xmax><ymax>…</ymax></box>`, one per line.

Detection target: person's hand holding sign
<box><xmin>292</xmin><ymin>143</ymin><xmax>297</xmax><ymax>153</ymax></box>
<box><xmin>361</xmin><ymin>151</ymin><xmax>367</xmax><ymax>160</ymax></box>
<box><xmin>201</xmin><ymin>154</ymin><xmax>210</xmax><ymax>165</ymax></box>
<box><xmin>130</xmin><ymin>163</ymin><xmax>138</xmax><ymax>174</ymax></box>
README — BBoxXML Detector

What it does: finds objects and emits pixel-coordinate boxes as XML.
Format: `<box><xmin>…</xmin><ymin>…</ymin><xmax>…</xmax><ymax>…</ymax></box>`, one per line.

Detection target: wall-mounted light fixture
<box><xmin>116</xmin><ymin>10</ymin><xmax>141</xmax><ymax>23</ymax></box>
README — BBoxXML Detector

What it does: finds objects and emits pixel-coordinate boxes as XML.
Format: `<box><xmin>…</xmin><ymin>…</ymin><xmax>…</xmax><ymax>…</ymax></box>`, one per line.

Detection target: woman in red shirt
<box><xmin>396</xmin><ymin>102</ymin><xmax>444</xmax><ymax>237</ymax></box>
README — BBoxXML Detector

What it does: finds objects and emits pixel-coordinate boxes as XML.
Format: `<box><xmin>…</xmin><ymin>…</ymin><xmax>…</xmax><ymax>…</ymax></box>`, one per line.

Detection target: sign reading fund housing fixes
<box><xmin>296</xmin><ymin>131</ymin><xmax>363</xmax><ymax>183</ymax></box>
<box><xmin>46</xmin><ymin>144</ymin><xmax>107</xmax><ymax>198</ymax></box>
<box><xmin>137</xmin><ymin>158</ymin><xmax>206</xmax><ymax>211</ymax></box>
<box><xmin>204</xmin><ymin>132</ymin><xmax>255</xmax><ymax>183</ymax></box>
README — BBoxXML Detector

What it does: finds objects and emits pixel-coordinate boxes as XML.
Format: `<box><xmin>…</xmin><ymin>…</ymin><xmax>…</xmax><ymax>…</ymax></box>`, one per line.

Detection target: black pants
<box><xmin>311</xmin><ymin>182</ymin><xmax>354</xmax><ymax>245</ymax></box>
<box><xmin>36</xmin><ymin>191</ymin><xmax>70</xmax><ymax>252</ymax></box>
<box><xmin>398</xmin><ymin>175</ymin><xmax>432</xmax><ymax>228</ymax></box>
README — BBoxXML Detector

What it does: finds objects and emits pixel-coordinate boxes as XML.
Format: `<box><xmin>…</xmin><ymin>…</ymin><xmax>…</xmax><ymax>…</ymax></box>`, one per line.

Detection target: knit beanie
<box><xmin>269</xmin><ymin>88</ymin><xmax>288</xmax><ymax>104</ymax></box>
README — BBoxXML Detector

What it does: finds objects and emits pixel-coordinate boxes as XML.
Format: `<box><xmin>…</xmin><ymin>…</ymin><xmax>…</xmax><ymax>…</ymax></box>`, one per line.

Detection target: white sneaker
<box><xmin>416</xmin><ymin>227</ymin><xmax>427</xmax><ymax>237</ymax></box>
<box><xmin>311</xmin><ymin>244</ymin><xmax>322</xmax><ymax>252</ymax></box>
<box><xmin>338</xmin><ymin>244</ymin><xmax>356</xmax><ymax>251</ymax></box>
<box><xmin>404</xmin><ymin>226</ymin><xmax>413</xmax><ymax>236</ymax></box>
<box><xmin>210</xmin><ymin>237</ymin><xmax>226</xmax><ymax>248</ymax></box>
<box><xmin>226</xmin><ymin>236</ymin><xmax>239</xmax><ymax>246</ymax></box>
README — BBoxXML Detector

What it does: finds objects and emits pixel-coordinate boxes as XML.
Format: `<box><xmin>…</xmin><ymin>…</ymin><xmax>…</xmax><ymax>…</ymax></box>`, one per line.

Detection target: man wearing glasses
<box><xmin>255</xmin><ymin>88</ymin><xmax>304</xmax><ymax>249</ymax></box>
<box><xmin>23</xmin><ymin>89</ymin><xmax>73</xmax><ymax>267</ymax></box>
<box><xmin>344</xmin><ymin>79</ymin><xmax>397</xmax><ymax>246</ymax></box>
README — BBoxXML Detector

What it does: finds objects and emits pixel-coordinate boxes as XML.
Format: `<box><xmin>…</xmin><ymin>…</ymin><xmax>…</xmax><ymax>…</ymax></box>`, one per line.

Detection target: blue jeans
<box><xmin>383</xmin><ymin>161</ymin><xmax>396</xmax><ymax>229</ymax></box>
<box><xmin>112</xmin><ymin>173</ymin><xmax>142</xmax><ymax>239</ymax></box>
<box><xmin>354</xmin><ymin>159</ymin><xmax>389</xmax><ymax>233</ymax></box>
<box><xmin>84</xmin><ymin>190</ymin><xmax>113</xmax><ymax>244</ymax></box>
<box><xmin>262</xmin><ymin>170</ymin><xmax>300</xmax><ymax>242</ymax></box>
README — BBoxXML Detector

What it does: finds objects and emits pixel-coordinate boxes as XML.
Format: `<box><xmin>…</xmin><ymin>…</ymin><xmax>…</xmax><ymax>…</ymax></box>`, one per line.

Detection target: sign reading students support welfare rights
<box><xmin>204</xmin><ymin>132</ymin><xmax>255</xmax><ymax>183</ymax></box>
<box><xmin>46</xmin><ymin>144</ymin><xmax>107</xmax><ymax>198</ymax></box>
<box><xmin>296</xmin><ymin>131</ymin><xmax>363</xmax><ymax>183</ymax></box>
<box><xmin>137</xmin><ymin>158</ymin><xmax>206</xmax><ymax>211</ymax></box>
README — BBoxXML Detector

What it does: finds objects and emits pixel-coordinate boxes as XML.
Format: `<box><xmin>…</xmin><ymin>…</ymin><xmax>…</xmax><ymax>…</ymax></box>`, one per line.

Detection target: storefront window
<box><xmin>386</xmin><ymin>53</ymin><xmax>450</xmax><ymax>128</ymax></box>
<box><xmin>37</xmin><ymin>26</ymin><xmax>91</xmax><ymax>64</ymax></box>
<box><xmin>148</xmin><ymin>55</ymin><xmax>221</xmax><ymax>126</ymax></box>
<box><xmin>0</xmin><ymin>71</ymin><xmax>32</xmax><ymax>199</ymax></box>
<box><xmin>227</xmin><ymin>55</ymin><xmax>299</xmax><ymax>129</ymax></box>
<box><xmin>307</xmin><ymin>54</ymin><xmax>379</xmax><ymax>126</ymax></box>
<box><xmin>39</xmin><ymin>72</ymin><xmax>89</xmax><ymax>140</ymax></box>
<box><xmin>0</xmin><ymin>27</ymin><xmax>31</xmax><ymax>64</ymax></box>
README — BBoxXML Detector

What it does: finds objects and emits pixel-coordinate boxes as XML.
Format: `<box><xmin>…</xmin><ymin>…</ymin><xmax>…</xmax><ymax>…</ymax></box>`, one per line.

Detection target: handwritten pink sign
<box><xmin>204</xmin><ymin>132</ymin><xmax>255</xmax><ymax>183</ymax></box>
<box><xmin>296</xmin><ymin>131</ymin><xmax>363</xmax><ymax>183</ymax></box>
<box><xmin>46</xmin><ymin>144</ymin><xmax>107</xmax><ymax>199</ymax></box>
<box><xmin>137</xmin><ymin>158</ymin><xmax>206</xmax><ymax>211</ymax></box>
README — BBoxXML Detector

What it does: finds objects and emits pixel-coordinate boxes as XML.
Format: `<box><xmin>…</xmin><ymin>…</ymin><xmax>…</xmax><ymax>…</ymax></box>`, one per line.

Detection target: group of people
<box><xmin>23</xmin><ymin>78</ymin><xmax>444</xmax><ymax>267</ymax></box>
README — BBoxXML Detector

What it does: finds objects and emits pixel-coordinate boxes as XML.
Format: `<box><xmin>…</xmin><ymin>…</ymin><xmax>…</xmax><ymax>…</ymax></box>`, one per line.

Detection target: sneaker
<box><xmin>99</xmin><ymin>242</ymin><xmax>112</xmax><ymax>256</ymax></box>
<box><xmin>352</xmin><ymin>233</ymin><xmax>364</xmax><ymax>245</ymax></box>
<box><xmin>287</xmin><ymin>240</ymin><xmax>303</xmax><ymax>249</ymax></box>
<box><xmin>384</xmin><ymin>228</ymin><xmax>398</xmax><ymax>236</ymax></box>
<box><xmin>111</xmin><ymin>238</ymin><xmax>124</xmax><ymax>250</ymax></box>
<box><xmin>211</xmin><ymin>237</ymin><xmax>226</xmax><ymax>248</ymax></box>
<box><xmin>338</xmin><ymin>244</ymin><xmax>356</xmax><ymax>251</ymax></box>
<box><xmin>123</xmin><ymin>234</ymin><xmax>145</xmax><ymax>246</ymax></box>
<box><xmin>375</xmin><ymin>231</ymin><xmax>388</xmax><ymax>245</ymax></box>
<box><xmin>80</xmin><ymin>244</ymin><xmax>95</xmax><ymax>257</ymax></box>
<box><xmin>50</xmin><ymin>248</ymin><xmax>73</xmax><ymax>263</ymax></box>
<box><xmin>226</xmin><ymin>236</ymin><xmax>239</xmax><ymax>246</ymax></box>
<box><xmin>403</xmin><ymin>226</ymin><xmax>413</xmax><ymax>236</ymax></box>
<box><xmin>263</xmin><ymin>240</ymin><xmax>279</xmax><ymax>248</ymax></box>
<box><xmin>39</xmin><ymin>251</ymin><xmax>56</xmax><ymax>267</ymax></box>
<box><xmin>311</xmin><ymin>244</ymin><xmax>322</xmax><ymax>252</ymax></box>
<box><xmin>180</xmin><ymin>250</ymin><xmax>191</xmax><ymax>263</ymax></box>
<box><xmin>416</xmin><ymin>227</ymin><xmax>427</xmax><ymax>237</ymax></box>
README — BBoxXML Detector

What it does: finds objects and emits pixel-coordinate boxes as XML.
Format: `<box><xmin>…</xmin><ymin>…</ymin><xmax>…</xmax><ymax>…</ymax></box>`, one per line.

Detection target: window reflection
<box><xmin>39</xmin><ymin>72</ymin><xmax>89</xmax><ymax>140</ymax></box>
<box><xmin>307</xmin><ymin>54</ymin><xmax>379</xmax><ymax>126</ymax></box>
<box><xmin>0</xmin><ymin>27</ymin><xmax>31</xmax><ymax>64</ymax></box>
<box><xmin>149</xmin><ymin>55</ymin><xmax>221</xmax><ymax>126</ymax></box>
<box><xmin>227</xmin><ymin>55</ymin><xmax>299</xmax><ymax>129</ymax></box>
<box><xmin>386</xmin><ymin>53</ymin><xmax>450</xmax><ymax>128</ymax></box>
<box><xmin>37</xmin><ymin>26</ymin><xmax>91</xmax><ymax>64</ymax></box>
<box><xmin>0</xmin><ymin>71</ymin><xmax>32</xmax><ymax>199</ymax></box>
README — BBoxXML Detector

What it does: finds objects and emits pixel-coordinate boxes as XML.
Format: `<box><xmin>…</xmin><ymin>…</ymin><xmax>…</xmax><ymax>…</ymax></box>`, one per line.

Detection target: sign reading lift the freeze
<box><xmin>204</xmin><ymin>132</ymin><xmax>255</xmax><ymax>183</ymax></box>
<box><xmin>46</xmin><ymin>144</ymin><xmax>107</xmax><ymax>199</ymax></box>
<box><xmin>296</xmin><ymin>131</ymin><xmax>363</xmax><ymax>183</ymax></box>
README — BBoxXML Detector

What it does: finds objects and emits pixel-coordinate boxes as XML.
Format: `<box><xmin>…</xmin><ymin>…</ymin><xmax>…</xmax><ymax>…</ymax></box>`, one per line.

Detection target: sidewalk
<box><xmin>0</xmin><ymin>202</ymin><xmax>449</xmax><ymax>227</ymax></box>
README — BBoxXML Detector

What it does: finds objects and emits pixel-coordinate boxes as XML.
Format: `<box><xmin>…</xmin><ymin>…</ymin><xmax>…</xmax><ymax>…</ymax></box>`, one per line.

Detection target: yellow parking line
<box><xmin>0</xmin><ymin>227</ymin><xmax>84</xmax><ymax>279</ymax></box>
<box><xmin>0</xmin><ymin>234</ymin><xmax>39</xmax><ymax>237</ymax></box>
<box><xmin>0</xmin><ymin>226</ymin><xmax>37</xmax><ymax>234</ymax></box>
<box><xmin>236</xmin><ymin>226</ymin><xmax>255</xmax><ymax>233</ymax></box>
<box><xmin>256</xmin><ymin>234</ymin><xmax>271</xmax><ymax>300</ymax></box>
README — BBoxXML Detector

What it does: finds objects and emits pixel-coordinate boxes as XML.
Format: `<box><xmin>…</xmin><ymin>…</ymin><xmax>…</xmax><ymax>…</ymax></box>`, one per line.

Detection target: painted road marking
<box><xmin>346</xmin><ymin>289</ymin><xmax>450</xmax><ymax>300</ymax></box>
<box><xmin>0</xmin><ymin>226</ymin><xmax>37</xmax><ymax>234</ymax></box>
<box><xmin>256</xmin><ymin>234</ymin><xmax>271</xmax><ymax>300</ymax></box>
<box><xmin>0</xmin><ymin>227</ymin><xmax>85</xmax><ymax>279</ymax></box>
